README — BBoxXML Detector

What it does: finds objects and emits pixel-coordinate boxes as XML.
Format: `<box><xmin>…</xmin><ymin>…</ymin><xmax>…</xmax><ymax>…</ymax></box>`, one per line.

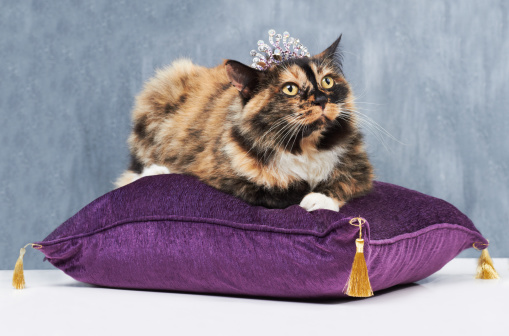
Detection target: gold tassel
<box><xmin>12</xmin><ymin>243</ymin><xmax>42</xmax><ymax>289</ymax></box>
<box><xmin>474</xmin><ymin>244</ymin><xmax>500</xmax><ymax>280</ymax></box>
<box><xmin>13</xmin><ymin>246</ymin><xmax>27</xmax><ymax>289</ymax></box>
<box><xmin>344</xmin><ymin>217</ymin><xmax>373</xmax><ymax>297</ymax></box>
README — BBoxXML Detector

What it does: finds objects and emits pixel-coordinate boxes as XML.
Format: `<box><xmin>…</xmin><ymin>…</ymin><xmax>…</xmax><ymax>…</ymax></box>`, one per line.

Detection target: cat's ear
<box><xmin>225</xmin><ymin>60</ymin><xmax>262</xmax><ymax>99</ymax></box>
<box><xmin>314</xmin><ymin>34</ymin><xmax>342</xmax><ymax>60</ymax></box>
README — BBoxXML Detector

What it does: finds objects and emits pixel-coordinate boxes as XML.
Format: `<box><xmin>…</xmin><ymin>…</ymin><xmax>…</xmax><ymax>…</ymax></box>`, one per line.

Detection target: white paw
<box><xmin>141</xmin><ymin>164</ymin><xmax>171</xmax><ymax>177</ymax></box>
<box><xmin>300</xmin><ymin>192</ymin><xmax>341</xmax><ymax>212</ymax></box>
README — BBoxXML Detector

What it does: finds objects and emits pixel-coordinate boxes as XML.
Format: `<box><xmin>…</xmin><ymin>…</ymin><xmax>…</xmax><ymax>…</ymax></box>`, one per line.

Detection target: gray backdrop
<box><xmin>1</xmin><ymin>0</ymin><xmax>508</xmax><ymax>269</ymax></box>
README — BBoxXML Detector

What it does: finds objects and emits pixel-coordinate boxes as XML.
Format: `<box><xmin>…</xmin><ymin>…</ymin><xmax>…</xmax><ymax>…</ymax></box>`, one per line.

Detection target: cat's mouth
<box><xmin>292</xmin><ymin>112</ymin><xmax>331</xmax><ymax>138</ymax></box>
<box><xmin>318</xmin><ymin>114</ymin><xmax>331</xmax><ymax>122</ymax></box>
<box><xmin>302</xmin><ymin>107</ymin><xmax>334</xmax><ymax>125</ymax></box>
<box><xmin>284</xmin><ymin>105</ymin><xmax>341</xmax><ymax>139</ymax></box>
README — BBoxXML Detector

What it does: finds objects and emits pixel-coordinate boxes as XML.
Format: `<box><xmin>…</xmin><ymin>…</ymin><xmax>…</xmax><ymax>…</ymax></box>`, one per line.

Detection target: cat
<box><xmin>115</xmin><ymin>35</ymin><xmax>374</xmax><ymax>211</ymax></box>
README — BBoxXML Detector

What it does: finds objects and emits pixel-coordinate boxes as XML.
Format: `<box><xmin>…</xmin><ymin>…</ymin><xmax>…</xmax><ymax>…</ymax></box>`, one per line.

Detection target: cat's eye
<box><xmin>321</xmin><ymin>76</ymin><xmax>334</xmax><ymax>89</ymax></box>
<box><xmin>282</xmin><ymin>83</ymin><xmax>299</xmax><ymax>96</ymax></box>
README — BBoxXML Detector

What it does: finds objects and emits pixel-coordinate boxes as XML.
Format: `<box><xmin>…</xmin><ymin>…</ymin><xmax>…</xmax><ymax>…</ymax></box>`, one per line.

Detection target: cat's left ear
<box><xmin>314</xmin><ymin>34</ymin><xmax>342</xmax><ymax>60</ymax></box>
<box><xmin>225</xmin><ymin>60</ymin><xmax>262</xmax><ymax>99</ymax></box>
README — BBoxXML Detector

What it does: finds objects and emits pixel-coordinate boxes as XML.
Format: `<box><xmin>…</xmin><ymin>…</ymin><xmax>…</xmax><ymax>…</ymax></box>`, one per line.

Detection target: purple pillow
<box><xmin>34</xmin><ymin>174</ymin><xmax>487</xmax><ymax>299</ymax></box>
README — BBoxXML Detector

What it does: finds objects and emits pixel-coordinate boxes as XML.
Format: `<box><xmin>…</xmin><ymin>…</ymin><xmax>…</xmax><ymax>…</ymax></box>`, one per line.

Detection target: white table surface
<box><xmin>1</xmin><ymin>258</ymin><xmax>507</xmax><ymax>336</ymax></box>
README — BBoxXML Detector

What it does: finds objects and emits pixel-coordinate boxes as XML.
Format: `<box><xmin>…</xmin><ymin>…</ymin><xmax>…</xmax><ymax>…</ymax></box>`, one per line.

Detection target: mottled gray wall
<box><xmin>1</xmin><ymin>0</ymin><xmax>508</xmax><ymax>269</ymax></box>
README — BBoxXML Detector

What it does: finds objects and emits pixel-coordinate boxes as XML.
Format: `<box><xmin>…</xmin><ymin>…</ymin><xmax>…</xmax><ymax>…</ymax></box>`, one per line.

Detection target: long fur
<box><xmin>116</xmin><ymin>38</ymin><xmax>374</xmax><ymax>209</ymax></box>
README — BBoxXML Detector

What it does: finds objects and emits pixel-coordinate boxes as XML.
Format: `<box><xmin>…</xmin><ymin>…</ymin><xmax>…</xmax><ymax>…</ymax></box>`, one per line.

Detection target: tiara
<box><xmin>250</xmin><ymin>29</ymin><xmax>310</xmax><ymax>71</ymax></box>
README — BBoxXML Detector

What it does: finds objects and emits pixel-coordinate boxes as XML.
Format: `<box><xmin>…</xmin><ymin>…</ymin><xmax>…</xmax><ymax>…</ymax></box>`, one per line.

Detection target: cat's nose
<box><xmin>313</xmin><ymin>94</ymin><xmax>327</xmax><ymax>110</ymax></box>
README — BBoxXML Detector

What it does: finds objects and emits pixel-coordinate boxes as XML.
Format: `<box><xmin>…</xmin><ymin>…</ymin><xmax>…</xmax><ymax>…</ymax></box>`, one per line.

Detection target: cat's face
<box><xmin>226</xmin><ymin>36</ymin><xmax>356</xmax><ymax>156</ymax></box>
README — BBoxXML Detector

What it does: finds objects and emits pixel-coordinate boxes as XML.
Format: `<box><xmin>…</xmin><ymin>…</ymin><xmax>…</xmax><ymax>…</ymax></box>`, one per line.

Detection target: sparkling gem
<box><xmin>249</xmin><ymin>30</ymin><xmax>310</xmax><ymax>70</ymax></box>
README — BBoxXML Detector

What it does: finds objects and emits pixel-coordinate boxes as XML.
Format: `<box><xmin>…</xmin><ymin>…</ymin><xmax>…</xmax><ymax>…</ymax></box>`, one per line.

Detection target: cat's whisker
<box><xmin>286</xmin><ymin>119</ymin><xmax>306</xmax><ymax>154</ymax></box>
<box><xmin>239</xmin><ymin>115</ymin><xmax>292</xmax><ymax>164</ymax></box>
<box><xmin>338</xmin><ymin>115</ymin><xmax>391</xmax><ymax>152</ymax></box>
<box><xmin>341</xmin><ymin>105</ymin><xmax>392</xmax><ymax>137</ymax></box>
<box><xmin>274</xmin><ymin>118</ymin><xmax>300</xmax><ymax>154</ymax></box>
<box><xmin>277</xmin><ymin>119</ymin><xmax>305</xmax><ymax>166</ymax></box>
<box><xmin>259</xmin><ymin>115</ymin><xmax>300</xmax><ymax>163</ymax></box>
<box><xmin>269</xmin><ymin>115</ymin><xmax>298</xmax><ymax>148</ymax></box>
<box><xmin>351</xmin><ymin>100</ymin><xmax>380</xmax><ymax>105</ymax></box>
<box><xmin>255</xmin><ymin>117</ymin><xmax>290</xmax><ymax>146</ymax></box>
<box><xmin>342</xmin><ymin>96</ymin><xmax>379</xmax><ymax>107</ymax></box>
<box><xmin>274</xmin><ymin>116</ymin><xmax>302</xmax><ymax>154</ymax></box>
<box><xmin>343</xmin><ymin>108</ymin><xmax>404</xmax><ymax>145</ymax></box>
<box><xmin>340</xmin><ymin>111</ymin><xmax>386</xmax><ymax>143</ymax></box>
<box><xmin>340</xmin><ymin>111</ymin><xmax>393</xmax><ymax>152</ymax></box>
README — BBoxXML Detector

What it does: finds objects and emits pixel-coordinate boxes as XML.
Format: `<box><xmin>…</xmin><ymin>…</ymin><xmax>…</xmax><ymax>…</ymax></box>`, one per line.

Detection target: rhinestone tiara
<box><xmin>250</xmin><ymin>29</ymin><xmax>310</xmax><ymax>71</ymax></box>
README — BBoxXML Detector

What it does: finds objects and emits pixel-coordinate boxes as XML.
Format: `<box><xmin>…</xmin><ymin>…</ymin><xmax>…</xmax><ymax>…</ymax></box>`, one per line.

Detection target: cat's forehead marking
<box><xmin>279</xmin><ymin>65</ymin><xmax>310</xmax><ymax>85</ymax></box>
<box><xmin>310</xmin><ymin>62</ymin><xmax>324</xmax><ymax>76</ymax></box>
<box><xmin>309</xmin><ymin>62</ymin><xmax>320</xmax><ymax>76</ymax></box>
<box><xmin>312</xmin><ymin>60</ymin><xmax>337</xmax><ymax>77</ymax></box>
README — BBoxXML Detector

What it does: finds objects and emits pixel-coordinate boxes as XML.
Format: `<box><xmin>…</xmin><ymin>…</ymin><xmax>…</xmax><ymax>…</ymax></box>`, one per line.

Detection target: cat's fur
<box><xmin>116</xmin><ymin>36</ymin><xmax>374</xmax><ymax>211</ymax></box>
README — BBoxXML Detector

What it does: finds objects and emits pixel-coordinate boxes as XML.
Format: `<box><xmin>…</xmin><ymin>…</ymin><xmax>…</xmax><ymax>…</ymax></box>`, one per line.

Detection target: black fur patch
<box><xmin>330</xmin><ymin>84</ymin><xmax>349</xmax><ymax>104</ymax></box>
<box><xmin>134</xmin><ymin>116</ymin><xmax>147</xmax><ymax>138</ymax></box>
<box><xmin>226</xmin><ymin>178</ymin><xmax>311</xmax><ymax>209</ymax></box>
<box><xmin>164</xmin><ymin>156</ymin><xmax>178</xmax><ymax>165</ymax></box>
<box><xmin>179</xmin><ymin>153</ymin><xmax>195</xmax><ymax>166</ymax></box>
<box><xmin>316</xmin><ymin>114</ymin><xmax>353</xmax><ymax>150</ymax></box>
<box><xmin>164</xmin><ymin>94</ymin><xmax>188</xmax><ymax>114</ymax></box>
<box><xmin>188</xmin><ymin>129</ymin><xmax>202</xmax><ymax>139</ymax></box>
<box><xmin>194</xmin><ymin>144</ymin><xmax>205</xmax><ymax>153</ymax></box>
<box><xmin>231</xmin><ymin>126</ymin><xmax>274</xmax><ymax>165</ymax></box>
<box><xmin>250</xmin><ymin>109</ymin><xmax>272</xmax><ymax>135</ymax></box>
<box><xmin>164</xmin><ymin>103</ymin><xmax>177</xmax><ymax>114</ymax></box>
<box><xmin>128</xmin><ymin>154</ymin><xmax>143</xmax><ymax>173</ymax></box>
<box><xmin>302</xmin><ymin>64</ymin><xmax>319</xmax><ymax>91</ymax></box>
<box><xmin>221</xmin><ymin>83</ymin><xmax>232</xmax><ymax>91</ymax></box>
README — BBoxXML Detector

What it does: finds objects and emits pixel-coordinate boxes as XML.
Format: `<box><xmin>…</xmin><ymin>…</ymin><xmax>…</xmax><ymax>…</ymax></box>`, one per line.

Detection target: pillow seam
<box><xmin>370</xmin><ymin>223</ymin><xmax>484</xmax><ymax>246</ymax></box>
<box><xmin>38</xmin><ymin>215</ymin><xmax>355</xmax><ymax>246</ymax></box>
<box><xmin>38</xmin><ymin>215</ymin><xmax>482</xmax><ymax>248</ymax></box>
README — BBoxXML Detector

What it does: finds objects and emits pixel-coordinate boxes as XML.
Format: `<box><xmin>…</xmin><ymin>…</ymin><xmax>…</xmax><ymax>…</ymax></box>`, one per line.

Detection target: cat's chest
<box><xmin>277</xmin><ymin>148</ymin><xmax>345</xmax><ymax>189</ymax></box>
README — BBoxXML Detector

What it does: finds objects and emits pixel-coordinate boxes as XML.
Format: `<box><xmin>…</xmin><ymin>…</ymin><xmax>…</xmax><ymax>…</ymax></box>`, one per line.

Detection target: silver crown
<box><xmin>250</xmin><ymin>29</ymin><xmax>310</xmax><ymax>70</ymax></box>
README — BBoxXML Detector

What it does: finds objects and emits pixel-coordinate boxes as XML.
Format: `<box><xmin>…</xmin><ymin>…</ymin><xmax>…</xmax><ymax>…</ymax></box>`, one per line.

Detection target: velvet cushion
<box><xmin>35</xmin><ymin>174</ymin><xmax>487</xmax><ymax>299</ymax></box>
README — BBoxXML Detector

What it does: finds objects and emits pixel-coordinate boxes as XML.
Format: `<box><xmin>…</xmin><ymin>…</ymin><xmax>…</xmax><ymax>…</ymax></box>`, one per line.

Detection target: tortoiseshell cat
<box><xmin>116</xmin><ymin>35</ymin><xmax>374</xmax><ymax>211</ymax></box>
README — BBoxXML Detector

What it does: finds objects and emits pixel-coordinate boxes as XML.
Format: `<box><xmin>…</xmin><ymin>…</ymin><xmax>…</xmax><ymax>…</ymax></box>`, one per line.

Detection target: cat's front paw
<box><xmin>299</xmin><ymin>193</ymin><xmax>343</xmax><ymax>212</ymax></box>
